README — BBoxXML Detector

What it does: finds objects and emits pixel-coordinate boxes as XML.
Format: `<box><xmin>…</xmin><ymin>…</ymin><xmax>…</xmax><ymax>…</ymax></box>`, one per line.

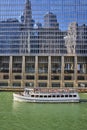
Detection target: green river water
<box><xmin>0</xmin><ymin>92</ymin><xmax>87</xmax><ymax>130</ymax></box>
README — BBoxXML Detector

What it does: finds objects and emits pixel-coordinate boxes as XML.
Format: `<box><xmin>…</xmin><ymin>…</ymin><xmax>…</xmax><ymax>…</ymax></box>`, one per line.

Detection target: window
<box><xmin>40</xmin><ymin>95</ymin><xmax>43</xmax><ymax>98</ymax></box>
<box><xmin>15</xmin><ymin>75</ymin><xmax>22</xmax><ymax>80</ymax></box>
<box><xmin>3</xmin><ymin>75</ymin><xmax>9</xmax><ymax>79</ymax></box>
<box><xmin>38</xmin><ymin>76</ymin><xmax>47</xmax><ymax>80</ymax></box>
<box><xmin>48</xmin><ymin>95</ymin><xmax>51</xmax><ymax>98</ymax></box>
<box><xmin>51</xmin><ymin>76</ymin><xmax>60</xmax><ymax>80</ymax></box>
<box><xmin>78</xmin><ymin>83</ymin><xmax>87</xmax><ymax>87</ymax></box>
<box><xmin>31</xmin><ymin>95</ymin><xmax>34</xmax><ymax>97</ymax></box>
<box><xmin>26</xmin><ymin>75</ymin><xmax>35</xmax><ymax>80</ymax></box>
<box><xmin>38</xmin><ymin>83</ymin><xmax>47</xmax><ymax>87</ymax></box>
<box><xmin>69</xmin><ymin>95</ymin><xmax>72</xmax><ymax>97</ymax></box>
<box><xmin>64</xmin><ymin>76</ymin><xmax>72</xmax><ymax>80</ymax></box>
<box><xmin>25</xmin><ymin>82</ymin><xmax>34</xmax><ymax>87</ymax></box>
<box><xmin>52</xmin><ymin>83</ymin><xmax>60</xmax><ymax>87</ymax></box>
<box><xmin>13</xmin><ymin>83</ymin><xmax>21</xmax><ymax>87</ymax></box>
<box><xmin>73</xmin><ymin>95</ymin><xmax>77</xmax><ymax>97</ymax></box>
<box><xmin>77</xmin><ymin>76</ymin><xmax>85</xmax><ymax>80</ymax></box>
<box><xmin>65</xmin><ymin>83</ymin><xmax>73</xmax><ymax>87</ymax></box>
<box><xmin>65</xmin><ymin>95</ymin><xmax>68</xmax><ymax>97</ymax></box>
<box><xmin>0</xmin><ymin>82</ymin><xmax>8</xmax><ymax>87</ymax></box>
<box><xmin>61</xmin><ymin>95</ymin><xmax>64</xmax><ymax>97</ymax></box>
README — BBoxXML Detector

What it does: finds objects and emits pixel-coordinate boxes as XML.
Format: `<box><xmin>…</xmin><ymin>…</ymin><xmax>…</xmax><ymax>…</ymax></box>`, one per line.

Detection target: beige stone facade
<box><xmin>0</xmin><ymin>55</ymin><xmax>87</xmax><ymax>88</ymax></box>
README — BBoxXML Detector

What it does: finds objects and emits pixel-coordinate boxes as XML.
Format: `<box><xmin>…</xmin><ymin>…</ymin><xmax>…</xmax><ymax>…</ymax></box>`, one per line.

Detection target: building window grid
<box><xmin>0</xmin><ymin>0</ymin><xmax>87</xmax><ymax>54</ymax></box>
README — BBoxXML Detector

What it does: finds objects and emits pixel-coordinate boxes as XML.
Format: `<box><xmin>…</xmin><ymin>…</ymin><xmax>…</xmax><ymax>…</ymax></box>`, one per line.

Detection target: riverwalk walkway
<box><xmin>0</xmin><ymin>87</ymin><xmax>87</xmax><ymax>93</ymax></box>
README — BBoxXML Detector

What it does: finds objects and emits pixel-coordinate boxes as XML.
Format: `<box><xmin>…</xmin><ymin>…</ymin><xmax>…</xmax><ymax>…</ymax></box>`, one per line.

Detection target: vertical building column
<box><xmin>35</xmin><ymin>56</ymin><xmax>38</xmax><ymax>88</ymax></box>
<box><xmin>9</xmin><ymin>56</ymin><xmax>12</xmax><ymax>87</ymax></box>
<box><xmin>48</xmin><ymin>56</ymin><xmax>51</xmax><ymax>88</ymax></box>
<box><xmin>74</xmin><ymin>56</ymin><xmax>78</xmax><ymax>88</ymax></box>
<box><xmin>22</xmin><ymin>56</ymin><xmax>25</xmax><ymax>88</ymax></box>
<box><xmin>61</xmin><ymin>56</ymin><xmax>64</xmax><ymax>88</ymax></box>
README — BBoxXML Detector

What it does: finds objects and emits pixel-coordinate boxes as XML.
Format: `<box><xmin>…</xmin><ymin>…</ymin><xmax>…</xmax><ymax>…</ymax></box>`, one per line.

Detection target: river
<box><xmin>0</xmin><ymin>92</ymin><xmax>87</xmax><ymax>130</ymax></box>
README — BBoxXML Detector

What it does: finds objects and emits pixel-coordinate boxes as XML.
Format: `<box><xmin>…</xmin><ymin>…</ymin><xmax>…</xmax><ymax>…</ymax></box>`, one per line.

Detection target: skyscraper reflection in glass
<box><xmin>0</xmin><ymin>0</ymin><xmax>87</xmax><ymax>55</ymax></box>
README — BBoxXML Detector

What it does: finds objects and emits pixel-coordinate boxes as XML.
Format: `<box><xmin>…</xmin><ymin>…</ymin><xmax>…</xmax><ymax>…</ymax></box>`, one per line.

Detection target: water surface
<box><xmin>0</xmin><ymin>92</ymin><xmax>87</xmax><ymax>130</ymax></box>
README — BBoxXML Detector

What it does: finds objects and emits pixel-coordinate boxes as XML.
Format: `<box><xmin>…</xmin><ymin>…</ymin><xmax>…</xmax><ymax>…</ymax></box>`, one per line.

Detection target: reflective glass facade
<box><xmin>0</xmin><ymin>0</ymin><xmax>87</xmax><ymax>55</ymax></box>
<box><xmin>0</xmin><ymin>0</ymin><xmax>87</xmax><ymax>88</ymax></box>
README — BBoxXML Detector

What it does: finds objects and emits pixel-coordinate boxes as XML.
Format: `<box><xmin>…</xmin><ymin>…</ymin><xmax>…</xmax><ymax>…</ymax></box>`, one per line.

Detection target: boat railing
<box><xmin>29</xmin><ymin>88</ymin><xmax>78</xmax><ymax>94</ymax></box>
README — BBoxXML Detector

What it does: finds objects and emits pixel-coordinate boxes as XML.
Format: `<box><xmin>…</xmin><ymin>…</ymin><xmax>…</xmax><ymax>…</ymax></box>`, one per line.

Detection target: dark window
<box><xmin>0</xmin><ymin>66</ymin><xmax>9</xmax><ymax>73</ymax></box>
<box><xmin>57</xmin><ymin>95</ymin><xmax>60</xmax><ymax>97</ymax></box>
<box><xmin>51</xmin><ymin>76</ymin><xmax>60</xmax><ymax>80</ymax></box>
<box><xmin>48</xmin><ymin>95</ymin><xmax>51</xmax><ymax>98</ymax></box>
<box><xmin>3</xmin><ymin>75</ymin><xmax>9</xmax><ymax>79</ymax></box>
<box><xmin>0</xmin><ymin>82</ymin><xmax>8</xmax><ymax>86</ymax></box>
<box><xmin>40</xmin><ymin>95</ymin><xmax>43</xmax><ymax>98</ymax></box>
<box><xmin>38</xmin><ymin>76</ymin><xmax>47</xmax><ymax>80</ymax></box>
<box><xmin>35</xmin><ymin>95</ymin><xmax>39</xmax><ymax>97</ymax></box>
<box><xmin>26</xmin><ymin>75</ymin><xmax>34</xmax><ymax>80</ymax></box>
<box><xmin>65</xmin><ymin>83</ymin><xmax>73</xmax><ymax>87</ymax></box>
<box><xmin>73</xmin><ymin>95</ymin><xmax>77</xmax><ymax>97</ymax></box>
<box><xmin>52</xmin><ymin>83</ymin><xmax>60</xmax><ymax>87</ymax></box>
<box><xmin>64</xmin><ymin>76</ymin><xmax>72</xmax><ymax>80</ymax></box>
<box><xmin>69</xmin><ymin>95</ymin><xmax>72</xmax><ymax>97</ymax></box>
<box><xmin>38</xmin><ymin>83</ymin><xmax>47</xmax><ymax>87</ymax></box>
<box><xmin>13</xmin><ymin>83</ymin><xmax>21</xmax><ymax>87</ymax></box>
<box><xmin>15</xmin><ymin>75</ymin><xmax>22</xmax><ymax>79</ymax></box>
<box><xmin>77</xmin><ymin>76</ymin><xmax>85</xmax><ymax>80</ymax></box>
<box><xmin>44</xmin><ymin>95</ymin><xmax>47</xmax><ymax>98</ymax></box>
<box><xmin>31</xmin><ymin>95</ymin><xmax>34</xmax><ymax>97</ymax></box>
<box><xmin>65</xmin><ymin>95</ymin><xmax>68</xmax><ymax>97</ymax></box>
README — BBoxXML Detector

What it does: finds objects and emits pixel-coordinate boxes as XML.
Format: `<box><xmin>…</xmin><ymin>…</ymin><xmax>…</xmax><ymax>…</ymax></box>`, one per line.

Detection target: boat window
<box><xmin>69</xmin><ymin>95</ymin><xmax>72</xmax><ymax>97</ymax></box>
<box><xmin>40</xmin><ymin>95</ymin><xmax>43</xmax><ymax>98</ymax></box>
<box><xmin>57</xmin><ymin>95</ymin><xmax>60</xmax><ymax>97</ymax></box>
<box><xmin>53</xmin><ymin>95</ymin><xmax>56</xmax><ymax>97</ymax></box>
<box><xmin>31</xmin><ymin>95</ymin><xmax>34</xmax><ymax>97</ymax></box>
<box><xmin>61</xmin><ymin>95</ymin><xmax>64</xmax><ymax>97</ymax></box>
<box><xmin>35</xmin><ymin>95</ymin><xmax>39</xmax><ymax>97</ymax></box>
<box><xmin>73</xmin><ymin>95</ymin><xmax>77</xmax><ymax>97</ymax></box>
<box><xmin>65</xmin><ymin>95</ymin><xmax>68</xmax><ymax>97</ymax></box>
<box><xmin>48</xmin><ymin>95</ymin><xmax>51</xmax><ymax>98</ymax></box>
<box><xmin>26</xmin><ymin>91</ymin><xmax>29</xmax><ymax>94</ymax></box>
<box><xmin>44</xmin><ymin>95</ymin><xmax>47</xmax><ymax>98</ymax></box>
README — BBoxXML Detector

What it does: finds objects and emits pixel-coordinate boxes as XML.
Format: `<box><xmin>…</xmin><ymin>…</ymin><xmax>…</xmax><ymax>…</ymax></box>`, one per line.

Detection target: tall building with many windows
<box><xmin>0</xmin><ymin>0</ymin><xmax>87</xmax><ymax>88</ymax></box>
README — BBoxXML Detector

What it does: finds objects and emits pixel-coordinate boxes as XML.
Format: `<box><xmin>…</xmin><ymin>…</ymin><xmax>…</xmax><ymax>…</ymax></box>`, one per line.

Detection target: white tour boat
<box><xmin>13</xmin><ymin>88</ymin><xmax>80</xmax><ymax>103</ymax></box>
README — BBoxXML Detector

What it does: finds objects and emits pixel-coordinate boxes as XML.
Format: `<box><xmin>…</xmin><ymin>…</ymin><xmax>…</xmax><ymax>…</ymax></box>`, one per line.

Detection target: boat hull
<box><xmin>13</xmin><ymin>93</ymin><xmax>80</xmax><ymax>103</ymax></box>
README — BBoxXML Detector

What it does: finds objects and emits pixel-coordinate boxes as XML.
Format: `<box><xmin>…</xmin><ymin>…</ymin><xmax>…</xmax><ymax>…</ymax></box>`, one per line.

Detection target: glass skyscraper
<box><xmin>0</xmin><ymin>0</ymin><xmax>87</xmax><ymax>88</ymax></box>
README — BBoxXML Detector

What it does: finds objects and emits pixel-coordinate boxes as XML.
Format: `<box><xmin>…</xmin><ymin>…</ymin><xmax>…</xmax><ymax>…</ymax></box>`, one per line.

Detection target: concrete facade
<box><xmin>0</xmin><ymin>55</ymin><xmax>87</xmax><ymax>88</ymax></box>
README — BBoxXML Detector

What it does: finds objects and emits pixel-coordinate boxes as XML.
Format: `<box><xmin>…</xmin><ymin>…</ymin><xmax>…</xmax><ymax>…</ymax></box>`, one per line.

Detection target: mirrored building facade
<box><xmin>0</xmin><ymin>0</ymin><xmax>87</xmax><ymax>88</ymax></box>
